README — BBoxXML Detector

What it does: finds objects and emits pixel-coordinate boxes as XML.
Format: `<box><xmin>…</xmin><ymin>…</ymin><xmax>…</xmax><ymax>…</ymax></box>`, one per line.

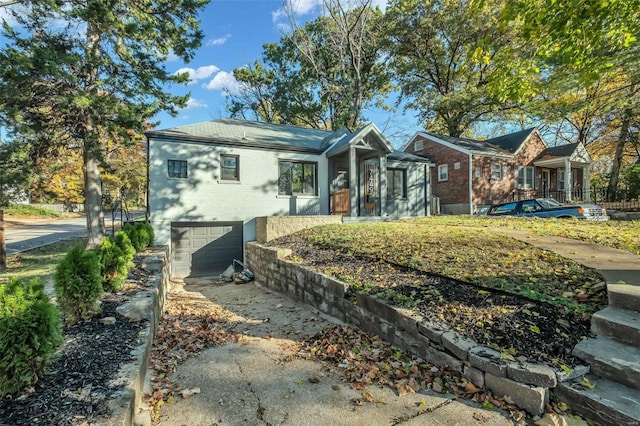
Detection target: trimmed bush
<box><xmin>113</xmin><ymin>230</ymin><xmax>136</xmax><ymax>264</ymax></box>
<box><xmin>54</xmin><ymin>245</ymin><xmax>102</xmax><ymax>324</ymax></box>
<box><xmin>0</xmin><ymin>278</ymin><xmax>62</xmax><ymax>397</ymax></box>
<box><xmin>96</xmin><ymin>234</ymin><xmax>134</xmax><ymax>292</ymax></box>
<box><xmin>123</xmin><ymin>222</ymin><xmax>154</xmax><ymax>252</ymax></box>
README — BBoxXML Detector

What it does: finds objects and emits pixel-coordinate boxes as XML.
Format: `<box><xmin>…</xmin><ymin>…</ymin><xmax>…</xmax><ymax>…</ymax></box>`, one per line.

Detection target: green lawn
<box><xmin>2</xmin><ymin>204</ymin><xmax>62</xmax><ymax>219</ymax></box>
<box><xmin>412</xmin><ymin>215</ymin><xmax>640</xmax><ymax>255</ymax></box>
<box><xmin>0</xmin><ymin>238</ymin><xmax>86</xmax><ymax>286</ymax></box>
<box><xmin>293</xmin><ymin>219</ymin><xmax>611</xmax><ymax>314</ymax></box>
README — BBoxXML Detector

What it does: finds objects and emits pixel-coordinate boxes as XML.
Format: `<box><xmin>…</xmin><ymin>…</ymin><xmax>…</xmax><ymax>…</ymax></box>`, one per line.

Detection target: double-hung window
<box><xmin>517</xmin><ymin>166</ymin><xmax>534</xmax><ymax>189</ymax></box>
<box><xmin>278</xmin><ymin>161</ymin><xmax>317</xmax><ymax>195</ymax></box>
<box><xmin>387</xmin><ymin>168</ymin><xmax>407</xmax><ymax>198</ymax></box>
<box><xmin>491</xmin><ymin>163</ymin><xmax>503</xmax><ymax>180</ymax></box>
<box><xmin>438</xmin><ymin>164</ymin><xmax>448</xmax><ymax>181</ymax></box>
<box><xmin>221</xmin><ymin>154</ymin><xmax>239</xmax><ymax>181</ymax></box>
<box><xmin>168</xmin><ymin>159</ymin><xmax>187</xmax><ymax>179</ymax></box>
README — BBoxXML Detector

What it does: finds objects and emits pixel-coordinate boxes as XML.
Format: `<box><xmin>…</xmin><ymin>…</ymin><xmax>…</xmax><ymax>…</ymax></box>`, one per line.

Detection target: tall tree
<box><xmin>384</xmin><ymin>0</ymin><xmax>520</xmax><ymax>137</ymax></box>
<box><xmin>228</xmin><ymin>0</ymin><xmax>391</xmax><ymax>130</ymax></box>
<box><xmin>490</xmin><ymin>0</ymin><xmax>640</xmax><ymax>194</ymax></box>
<box><xmin>0</xmin><ymin>0</ymin><xmax>206</xmax><ymax>247</ymax></box>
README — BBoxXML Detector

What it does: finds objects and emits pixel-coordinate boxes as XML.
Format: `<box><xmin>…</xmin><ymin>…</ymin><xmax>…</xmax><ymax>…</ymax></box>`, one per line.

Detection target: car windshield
<box><xmin>536</xmin><ymin>198</ymin><xmax>562</xmax><ymax>208</ymax></box>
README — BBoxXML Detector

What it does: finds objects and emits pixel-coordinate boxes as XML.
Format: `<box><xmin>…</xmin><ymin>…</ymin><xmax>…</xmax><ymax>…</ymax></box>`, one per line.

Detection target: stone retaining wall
<box><xmin>255</xmin><ymin>215</ymin><xmax>343</xmax><ymax>243</ymax></box>
<box><xmin>247</xmin><ymin>242</ymin><xmax>583</xmax><ymax>416</ymax></box>
<box><xmin>101</xmin><ymin>246</ymin><xmax>170</xmax><ymax>426</ymax></box>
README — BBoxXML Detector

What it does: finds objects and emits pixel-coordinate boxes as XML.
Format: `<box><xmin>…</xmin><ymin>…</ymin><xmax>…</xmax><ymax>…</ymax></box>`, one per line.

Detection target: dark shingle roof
<box><xmin>421</xmin><ymin>128</ymin><xmax>537</xmax><ymax>156</ymax></box>
<box><xmin>486</xmin><ymin>128</ymin><xmax>536</xmax><ymax>153</ymax></box>
<box><xmin>535</xmin><ymin>143</ymin><xmax>580</xmax><ymax>161</ymax></box>
<box><xmin>388</xmin><ymin>150</ymin><xmax>432</xmax><ymax>163</ymax></box>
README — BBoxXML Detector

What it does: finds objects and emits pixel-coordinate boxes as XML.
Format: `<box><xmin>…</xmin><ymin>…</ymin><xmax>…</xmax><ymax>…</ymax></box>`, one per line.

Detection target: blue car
<box><xmin>486</xmin><ymin>198</ymin><xmax>609</xmax><ymax>221</ymax></box>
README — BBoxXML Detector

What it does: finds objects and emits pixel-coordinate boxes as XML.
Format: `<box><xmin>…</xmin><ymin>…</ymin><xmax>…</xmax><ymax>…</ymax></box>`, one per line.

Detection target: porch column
<box><xmin>349</xmin><ymin>146</ymin><xmax>358</xmax><ymax>216</ymax></box>
<box><xmin>379</xmin><ymin>155</ymin><xmax>387</xmax><ymax>216</ymax></box>
<box><xmin>564</xmin><ymin>158</ymin><xmax>572</xmax><ymax>202</ymax></box>
<box><xmin>584</xmin><ymin>164</ymin><xmax>592</xmax><ymax>201</ymax></box>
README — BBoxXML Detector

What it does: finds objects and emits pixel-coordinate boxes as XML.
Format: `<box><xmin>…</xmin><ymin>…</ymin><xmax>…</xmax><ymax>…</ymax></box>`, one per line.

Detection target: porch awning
<box><xmin>533</xmin><ymin>142</ymin><xmax>591</xmax><ymax>168</ymax></box>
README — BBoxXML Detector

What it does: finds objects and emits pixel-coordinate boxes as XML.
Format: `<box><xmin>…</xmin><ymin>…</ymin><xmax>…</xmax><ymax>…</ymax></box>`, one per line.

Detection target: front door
<box><xmin>541</xmin><ymin>170</ymin><xmax>550</xmax><ymax>198</ymax></box>
<box><xmin>364</xmin><ymin>161</ymin><xmax>378</xmax><ymax>215</ymax></box>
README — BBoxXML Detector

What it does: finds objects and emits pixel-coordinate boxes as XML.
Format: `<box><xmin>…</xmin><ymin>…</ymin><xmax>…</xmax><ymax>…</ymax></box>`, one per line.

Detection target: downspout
<box><xmin>468</xmin><ymin>153</ymin><xmax>473</xmax><ymax>214</ymax></box>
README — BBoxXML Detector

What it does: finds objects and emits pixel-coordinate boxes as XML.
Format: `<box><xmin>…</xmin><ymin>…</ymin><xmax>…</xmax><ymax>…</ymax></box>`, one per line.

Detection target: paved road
<box><xmin>4</xmin><ymin>211</ymin><xmax>145</xmax><ymax>255</ymax></box>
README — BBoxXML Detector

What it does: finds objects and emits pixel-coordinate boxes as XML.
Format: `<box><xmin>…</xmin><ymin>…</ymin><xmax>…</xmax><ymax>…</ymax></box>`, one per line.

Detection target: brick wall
<box><xmin>406</xmin><ymin>135</ymin><xmax>470</xmax><ymax>206</ymax></box>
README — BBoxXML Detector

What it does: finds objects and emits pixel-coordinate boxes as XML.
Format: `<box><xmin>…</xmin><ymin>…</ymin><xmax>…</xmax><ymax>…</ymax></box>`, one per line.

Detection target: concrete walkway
<box><xmin>486</xmin><ymin>228</ymin><xmax>640</xmax><ymax>286</ymax></box>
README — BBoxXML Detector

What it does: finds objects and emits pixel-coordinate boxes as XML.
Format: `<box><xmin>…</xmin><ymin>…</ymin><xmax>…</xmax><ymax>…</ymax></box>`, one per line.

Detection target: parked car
<box><xmin>485</xmin><ymin>198</ymin><xmax>609</xmax><ymax>221</ymax></box>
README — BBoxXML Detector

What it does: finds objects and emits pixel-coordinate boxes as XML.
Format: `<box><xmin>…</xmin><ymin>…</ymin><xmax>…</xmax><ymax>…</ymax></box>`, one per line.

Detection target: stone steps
<box><xmin>573</xmin><ymin>335</ymin><xmax>640</xmax><ymax>392</ymax></box>
<box><xmin>608</xmin><ymin>283</ymin><xmax>640</xmax><ymax>312</ymax></box>
<box><xmin>592</xmin><ymin>306</ymin><xmax>640</xmax><ymax>348</ymax></box>
<box><xmin>555</xmin><ymin>374</ymin><xmax>640</xmax><ymax>426</ymax></box>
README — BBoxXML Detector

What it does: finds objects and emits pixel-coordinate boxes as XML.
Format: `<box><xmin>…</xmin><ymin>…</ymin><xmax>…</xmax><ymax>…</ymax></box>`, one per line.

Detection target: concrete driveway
<box><xmin>152</xmin><ymin>281</ymin><xmax>516</xmax><ymax>426</ymax></box>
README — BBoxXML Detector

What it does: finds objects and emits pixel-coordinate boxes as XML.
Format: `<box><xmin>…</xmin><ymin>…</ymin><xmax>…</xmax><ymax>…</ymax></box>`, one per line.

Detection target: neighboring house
<box><xmin>146</xmin><ymin>119</ymin><xmax>433</xmax><ymax>278</ymax></box>
<box><xmin>402</xmin><ymin>128</ymin><xmax>593</xmax><ymax>214</ymax></box>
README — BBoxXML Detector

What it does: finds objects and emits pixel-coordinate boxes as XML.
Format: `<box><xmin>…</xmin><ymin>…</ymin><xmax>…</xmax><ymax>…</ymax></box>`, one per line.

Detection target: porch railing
<box><xmin>510</xmin><ymin>186</ymin><xmax>640</xmax><ymax>211</ymax></box>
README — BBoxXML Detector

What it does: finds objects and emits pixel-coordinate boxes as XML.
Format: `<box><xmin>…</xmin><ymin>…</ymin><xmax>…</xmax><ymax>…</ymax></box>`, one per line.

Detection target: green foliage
<box><xmin>3</xmin><ymin>204</ymin><xmax>61</xmax><ymax>218</ymax></box>
<box><xmin>0</xmin><ymin>278</ymin><xmax>62</xmax><ymax>397</ymax></box>
<box><xmin>54</xmin><ymin>245</ymin><xmax>103</xmax><ymax>324</ymax></box>
<box><xmin>384</xmin><ymin>0</ymin><xmax>518</xmax><ymax>136</ymax></box>
<box><xmin>0</xmin><ymin>0</ymin><xmax>208</xmax><ymax>244</ymax></box>
<box><xmin>122</xmin><ymin>222</ymin><xmax>154</xmax><ymax>252</ymax></box>
<box><xmin>96</xmin><ymin>233</ymin><xmax>134</xmax><ymax>292</ymax></box>
<box><xmin>622</xmin><ymin>164</ymin><xmax>640</xmax><ymax>199</ymax></box>
<box><xmin>0</xmin><ymin>140</ymin><xmax>32</xmax><ymax>207</ymax></box>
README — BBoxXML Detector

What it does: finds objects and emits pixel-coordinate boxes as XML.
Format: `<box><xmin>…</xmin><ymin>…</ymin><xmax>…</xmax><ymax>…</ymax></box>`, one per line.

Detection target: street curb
<box><xmin>95</xmin><ymin>247</ymin><xmax>170</xmax><ymax>426</ymax></box>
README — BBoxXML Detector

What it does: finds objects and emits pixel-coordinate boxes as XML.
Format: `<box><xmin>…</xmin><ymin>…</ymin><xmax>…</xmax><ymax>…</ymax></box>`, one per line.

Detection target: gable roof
<box><xmin>534</xmin><ymin>143</ymin><xmax>580</xmax><ymax>161</ymax></box>
<box><xmin>406</xmin><ymin>127</ymin><xmax>539</xmax><ymax>158</ymax></box>
<box><xmin>146</xmin><ymin>119</ymin><xmax>335</xmax><ymax>153</ymax></box>
<box><xmin>324</xmin><ymin>122</ymin><xmax>394</xmax><ymax>158</ymax></box>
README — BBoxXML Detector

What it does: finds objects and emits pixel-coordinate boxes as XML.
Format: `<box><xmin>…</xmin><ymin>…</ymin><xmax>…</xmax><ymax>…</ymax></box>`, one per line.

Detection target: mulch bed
<box><xmin>273</xmin><ymin>234</ymin><xmax>604</xmax><ymax>368</ymax></box>
<box><xmin>0</xmin><ymin>262</ymin><xmax>150</xmax><ymax>426</ymax></box>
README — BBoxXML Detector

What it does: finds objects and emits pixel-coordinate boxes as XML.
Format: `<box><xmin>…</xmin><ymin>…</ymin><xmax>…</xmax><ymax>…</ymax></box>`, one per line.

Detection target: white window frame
<box><xmin>517</xmin><ymin>166</ymin><xmax>535</xmax><ymax>189</ymax></box>
<box><xmin>414</xmin><ymin>140</ymin><xmax>424</xmax><ymax>151</ymax></box>
<box><xmin>491</xmin><ymin>162</ymin><xmax>503</xmax><ymax>180</ymax></box>
<box><xmin>438</xmin><ymin>164</ymin><xmax>448</xmax><ymax>182</ymax></box>
<box><xmin>474</xmin><ymin>165</ymin><xmax>483</xmax><ymax>178</ymax></box>
<box><xmin>220</xmin><ymin>154</ymin><xmax>240</xmax><ymax>181</ymax></box>
<box><xmin>558</xmin><ymin>170</ymin><xmax>566</xmax><ymax>191</ymax></box>
<box><xmin>167</xmin><ymin>159</ymin><xmax>188</xmax><ymax>179</ymax></box>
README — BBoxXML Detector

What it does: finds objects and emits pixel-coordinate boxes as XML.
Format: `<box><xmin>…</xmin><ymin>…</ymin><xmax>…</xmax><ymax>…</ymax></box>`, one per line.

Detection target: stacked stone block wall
<box><xmin>247</xmin><ymin>242</ymin><xmax>587</xmax><ymax>417</ymax></box>
<box><xmin>255</xmin><ymin>215</ymin><xmax>343</xmax><ymax>244</ymax></box>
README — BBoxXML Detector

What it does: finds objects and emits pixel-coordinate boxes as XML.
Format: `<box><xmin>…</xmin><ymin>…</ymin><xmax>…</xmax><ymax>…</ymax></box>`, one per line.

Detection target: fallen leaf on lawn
<box><xmin>362</xmin><ymin>390</ymin><xmax>375</xmax><ymax>402</ymax></box>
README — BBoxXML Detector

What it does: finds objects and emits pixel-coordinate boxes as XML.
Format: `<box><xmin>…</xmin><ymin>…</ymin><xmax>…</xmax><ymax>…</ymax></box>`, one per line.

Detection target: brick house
<box><xmin>402</xmin><ymin>128</ymin><xmax>593</xmax><ymax>214</ymax></box>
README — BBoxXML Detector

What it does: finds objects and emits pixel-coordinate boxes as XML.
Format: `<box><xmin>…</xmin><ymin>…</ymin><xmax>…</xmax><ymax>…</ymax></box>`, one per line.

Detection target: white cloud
<box><xmin>272</xmin><ymin>0</ymin><xmax>322</xmax><ymax>27</ymax></box>
<box><xmin>185</xmin><ymin>98</ymin><xmax>208</xmax><ymax>109</ymax></box>
<box><xmin>173</xmin><ymin>65</ymin><xmax>220</xmax><ymax>85</ymax></box>
<box><xmin>207</xmin><ymin>33</ymin><xmax>231</xmax><ymax>47</ymax></box>
<box><xmin>204</xmin><ymin>71</ymin><xmax>240</xmax><ymax>94</ymax></box>
<box><xmin>166</xmin><ymin>50</ymin><xmax>180</xmax><ymax>62</ymax></box>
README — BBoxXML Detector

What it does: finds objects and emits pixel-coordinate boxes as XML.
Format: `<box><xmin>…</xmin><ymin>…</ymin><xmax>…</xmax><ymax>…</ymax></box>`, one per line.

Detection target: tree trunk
<box><xmin>606</xmin><ymin>110</ymin><xmax>631</xmax><ymax>201</ymax></box>
<box><xmin>83</xmin><ymin>136</ymin><xmax>105</xmax><ymax>248</ymax></box>
<box><xmin>83</xmin><ymin>18</ymin><xmax>105</xmax><ymax>249</ymax></box>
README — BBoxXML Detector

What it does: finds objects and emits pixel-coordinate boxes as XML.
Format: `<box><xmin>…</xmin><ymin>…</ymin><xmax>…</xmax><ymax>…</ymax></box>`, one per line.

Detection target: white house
<box><xmin>146</xmin><ymin>119</ymin><xmax>433</xmax><ymax>278</ymax></box>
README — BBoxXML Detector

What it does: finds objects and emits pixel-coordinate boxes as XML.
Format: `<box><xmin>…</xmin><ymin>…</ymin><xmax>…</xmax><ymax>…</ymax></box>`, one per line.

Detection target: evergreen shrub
<box><xmin>123</xmin><ymin>222</ymin><xmax>154</xmax><ymax>252</ymax></box>
<box><xmin>54</xmin><ymin>245</ymin><xmax>102</xmax><ymax>323</ymax></box>
<box><xmin>0</xmin><ymin>278</ymin><xmax>62</xmax><ymax>397</ymax></box>
<box><xmin>96</xmin><ymin>234</ymin><xmax>133</xmax><ymax>292</ymax></box>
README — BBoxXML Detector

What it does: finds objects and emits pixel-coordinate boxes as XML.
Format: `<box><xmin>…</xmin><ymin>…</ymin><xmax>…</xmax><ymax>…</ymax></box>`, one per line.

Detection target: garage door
<box><xmin>171</xmin><ymin>222</ymin><xmax>243</xmax><ymax>278</ymax></box>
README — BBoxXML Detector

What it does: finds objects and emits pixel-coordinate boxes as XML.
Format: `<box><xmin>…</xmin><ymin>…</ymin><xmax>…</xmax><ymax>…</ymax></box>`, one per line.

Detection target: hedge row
<box><xmin>0</xmin><ymin>221</ymin><xmax>154</xmax><ymax>397</ymax></box>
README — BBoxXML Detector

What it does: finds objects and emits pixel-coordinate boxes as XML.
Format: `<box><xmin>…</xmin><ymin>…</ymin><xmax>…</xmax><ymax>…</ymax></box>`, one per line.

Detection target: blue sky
<box><xmin>0</xmin><ymin>0</ymin><xmax>418</xmax><ymax>147</ymax></box>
